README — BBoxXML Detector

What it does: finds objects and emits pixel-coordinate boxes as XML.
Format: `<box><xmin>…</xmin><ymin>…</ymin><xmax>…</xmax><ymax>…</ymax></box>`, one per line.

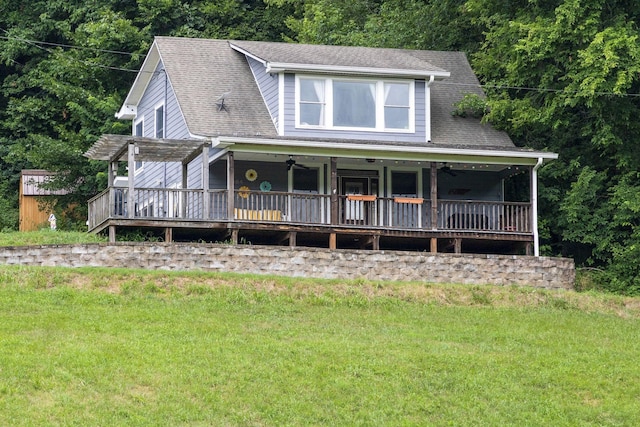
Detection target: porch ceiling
<box><xmin>85</xmin><ymin>134</ymin><xmax>208</xmax><ymax>163</ymax></box>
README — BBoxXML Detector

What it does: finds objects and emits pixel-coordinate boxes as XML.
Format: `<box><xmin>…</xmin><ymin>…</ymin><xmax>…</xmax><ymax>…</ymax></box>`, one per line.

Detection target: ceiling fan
<box><xmin>286</xmin><ymin>155</ymin><xmax>310</xmax><ymax>171</ymax></box>
<box><xmin>440</xmin><ymin>163</ymin><xmax>457</xmax><ymax>177</ymax></box>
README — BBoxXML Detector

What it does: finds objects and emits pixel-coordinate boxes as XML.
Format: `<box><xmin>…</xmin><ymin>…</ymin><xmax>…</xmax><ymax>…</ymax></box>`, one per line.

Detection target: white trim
<box><xmin>425</xmin><ymin>76</ymin><xmax>435</xmax><ymax>142</ymax></box>
<box><xmin>228</xmin><ymin>43</ymin><xmax>268</xmax><ymax>66</ymax></box>
<box><xmin>214</xmin><ymin>136</ymin><xmax>559</xmax><ymax>164</ymax></box>
<box><xmin>154</xmin><ymin>102</ymin><xmax>165</xmax><ymax>138</ymax></box>
<box><xmin>133</xmin><ymin>118</ymin><xmax>145</xmax><ymax>174</ymax></box>
<box><xmin>266</xmin><ymin>62</ymin><xmax>450</xmax><ymax>79</ymax></box>
<box><xmin>532</xmin><ymin>157</ymin><xmax>543</xmax><ymax>257</ymax></box>
<box><xmin>116</xmin><ymin>41</ymin><xmax>161</xmax><ymax>119</ymax></box>
<box><xmin>278</xmin><ymin>73</ymin><xmax>285</xmax><ymax>135</ymax></box>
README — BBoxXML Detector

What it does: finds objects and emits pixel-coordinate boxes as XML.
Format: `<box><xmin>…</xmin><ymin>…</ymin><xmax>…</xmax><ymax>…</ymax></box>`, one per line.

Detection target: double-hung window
<box><xmin>155</xmin><ymin>104</ymin><xmax>164</xmax><ymax>138</ymax></box>
<box><xmin>134</xmin><ymin>119</ymin><xmax>144</xmax><ymax>171</ymax></box>
<box><xmin>296</xmin><ymin>76</ymin><xmax>413</xmax><ymax>132</ymax></box>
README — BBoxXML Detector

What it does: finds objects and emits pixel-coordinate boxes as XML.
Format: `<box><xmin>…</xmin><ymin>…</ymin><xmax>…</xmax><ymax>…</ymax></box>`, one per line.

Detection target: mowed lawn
<box><xmin>1</xmin><ymin>266</ymin><xmax>639</xmax><ymax>426</ymax></box>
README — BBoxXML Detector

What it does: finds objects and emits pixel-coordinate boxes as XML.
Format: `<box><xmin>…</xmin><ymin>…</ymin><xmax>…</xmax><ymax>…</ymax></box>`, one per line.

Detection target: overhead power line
<box><xmin>2</xmin><ymin>33</ymin><xmax>640</xmax><ymax>97</ymax></box>
<box><xmin>0</xmin><ymin>35</ymin><xmax>137</xmax><ymax>56</ymax></box>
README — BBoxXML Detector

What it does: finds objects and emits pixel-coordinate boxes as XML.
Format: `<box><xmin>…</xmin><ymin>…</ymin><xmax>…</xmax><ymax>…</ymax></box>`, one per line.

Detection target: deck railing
<box><xmin>88</xmin><ymin>187</ymin><xmax>532</xmax><ymax>234</ymax></box>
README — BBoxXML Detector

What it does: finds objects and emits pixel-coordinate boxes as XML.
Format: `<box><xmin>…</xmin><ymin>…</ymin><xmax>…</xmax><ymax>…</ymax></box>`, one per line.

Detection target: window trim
<box><xmin>295</xmin><ymin>75</ymin><xmax>414</xmax><ymax>133</ymax></box>
<box><xmin>133</xmin><ymin>117</ymin><xmax>144</xmax><ymax>173</ymax></box>
<box><xmin>154</xmin><ymin>103</ymin><xmax>165</xmax><ymax>139</ymax></box>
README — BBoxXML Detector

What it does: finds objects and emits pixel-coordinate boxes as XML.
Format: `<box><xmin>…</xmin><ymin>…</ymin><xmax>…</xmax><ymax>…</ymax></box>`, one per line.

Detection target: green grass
<box><xmin>0</xmin><ymin>230</ymin><xmax>106</xmax><ymax>246</ymax></box>
<box><xmin>1</xmin><ymin>266</ymin><xmax>639</xmax><ymax>426</ymax></box>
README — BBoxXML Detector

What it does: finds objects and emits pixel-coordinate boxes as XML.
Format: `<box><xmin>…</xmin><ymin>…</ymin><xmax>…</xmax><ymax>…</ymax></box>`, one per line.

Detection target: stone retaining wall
<box><xmin>0</xmin><ymin>243</ymin><xmax>575</xmax><ymax>290</ymax></box>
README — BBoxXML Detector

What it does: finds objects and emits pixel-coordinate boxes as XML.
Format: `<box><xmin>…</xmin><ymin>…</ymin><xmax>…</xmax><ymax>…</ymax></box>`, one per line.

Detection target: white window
<box><xmin>296</xmin><ymin>76</ymin><xmax>413</xmax><ymax>132</ymax></box>
<box><xmin>299</xmin><ymin>79</ymin><xmax>325</xmax><ymax>126</ymax></box>
<box><xmin>134</xmin><ymin>118</ymin><xmax>144</xmax><ymax>171</ymax></box>
<box><xmin>384</xmin><ymin>83</ymin><xmax>410</xmax><ymax>130</ymax></box>
<box><xmin>155</xmin><ymin>104</ymin><xmax>164</xmax><ymax>138</ymax></box>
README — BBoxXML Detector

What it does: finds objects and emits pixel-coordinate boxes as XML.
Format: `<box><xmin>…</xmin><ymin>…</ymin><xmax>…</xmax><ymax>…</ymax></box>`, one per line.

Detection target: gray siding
<box><xmin>246</xmin><ymin>56</ymin><xmax>279</xmax><ymax>129</ymax></box>
<box><xmin>134</xmin><ymin>60</ymin><xmax>190</xmax><ymax>190</ymax></box>
<box><xmin>282</xmin><ymin>74</ymin><xmax>427</xmax><ymax>143</ymax></box>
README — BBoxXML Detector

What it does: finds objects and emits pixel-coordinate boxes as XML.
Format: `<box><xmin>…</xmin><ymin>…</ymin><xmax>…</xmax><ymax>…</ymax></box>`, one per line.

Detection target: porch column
<box><xmin>227</xmin><ymin>151</ymin><xmax>235</xmax><ymax>220</ymax></box>
<box><xmin>127</xmin><ymin>142</ymin><xmax>135</xmax><ymax>219</ymax></box>
<box><xmin>330</xmin><ymin>157</ymin><xmax>338</xmax><ymax>225</ymax></box>
<box><xmin>181</xmin><ymin>162</ymin><xmax>188</xmax><ymax>218</ymax></box>
<box><xmin>202</xmin><ymin>144</ymin><xmax>210</xmax><ymax>220</ymax></box>
<box><xmin>430</xmin><ymin>162</ymin><xmax>438</xmax><ymax>253</ymax></box>
<box><xmin>108</xmin><ymin>161</ymin><xmax>117</xmax><ymax>187</ymax></box>
<box><xmin>531</xmin><ymin>158</ymin><xmax>543</xmax><ymax>257</ymax></box>
<box><xmin>109</xmin><ymin>161</ymin><xmax>117</xmax><ymax>217</ymax></box>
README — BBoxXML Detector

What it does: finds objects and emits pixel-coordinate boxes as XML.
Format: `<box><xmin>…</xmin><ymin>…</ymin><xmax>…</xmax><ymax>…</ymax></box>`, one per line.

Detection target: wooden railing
<box><xmin>88</xmin><ymin>188</ymin><xmax>532</xmax><ymax>234</ymax></box>
<box><xmin>438</xmin><ymin>200</ymin><xmax>531</xmax><ymax>232</ymax></box>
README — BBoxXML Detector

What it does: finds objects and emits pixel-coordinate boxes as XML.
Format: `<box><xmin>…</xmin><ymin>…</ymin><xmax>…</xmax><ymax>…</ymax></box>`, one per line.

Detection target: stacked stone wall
<box><xmin>0</xmin><ymin>243</ymin><xmax>575</xmax><ymax>290</ymax></box>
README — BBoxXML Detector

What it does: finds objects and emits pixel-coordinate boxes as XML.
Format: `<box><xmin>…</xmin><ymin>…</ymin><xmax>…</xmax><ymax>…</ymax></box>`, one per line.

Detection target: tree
<box><xmin>466</xmin><ymin>0</ymin><xmax>640</xmax><ymax>292</ymax></box>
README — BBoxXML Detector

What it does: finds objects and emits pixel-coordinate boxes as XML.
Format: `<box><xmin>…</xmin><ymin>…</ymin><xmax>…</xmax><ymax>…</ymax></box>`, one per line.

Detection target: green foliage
<box><xmin>452</xmin><ymin>93</ymin><xmax>489</xmax><ymax>118</ymax></box>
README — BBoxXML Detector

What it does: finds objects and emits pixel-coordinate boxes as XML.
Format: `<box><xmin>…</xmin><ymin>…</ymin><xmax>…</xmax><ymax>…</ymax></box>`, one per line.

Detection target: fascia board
<box><xmin>214</xmin><ymin>136</ymin><xmax>558</xmax><ymax>165</ymax></box>
<box><xmin>228</xmin><ymin>42</ymin><xmax>268</xmax><ymax>66</ymax></box>
<box><xmin>116</xmin><ymin>42</ymin><xmax>161</xmax><ymax>120</ymax></box>
<box><xmin>265</xmin><ymin>62</ymin><xmax>451</xmax><ymax>79</ymax></box>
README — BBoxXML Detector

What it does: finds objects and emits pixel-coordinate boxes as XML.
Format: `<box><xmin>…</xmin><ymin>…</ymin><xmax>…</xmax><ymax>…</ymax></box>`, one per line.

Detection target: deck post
<box><xmin>227</xmin><ymin>151</ymin><xmax>235</xmax><ymax>220</ymax></box>
<box><xmin>430</xmin><ymin>162</ymin><xmax>438</xmax><ymax>230</ymax></box>
<box><xmin>372</xmin><ymin>235</ymin><xmax>380</xmax><ymax>251</ymax></box>
<box><xmin>289</xmin><ymin>231</ymin><xmax>297</xmax><ymax>247</ymax></box>
<box><xmin>330</xmin><ymin>157</ymin><xmax>338</xmax><ymax>225</ymax></box>
<box><xmin>164</xmin><ymin>227</ymin><xmax>173</xmax><ymax>243</ymax></box>
<box><xmin>127</xmin><ymin>142</ymin><xmax>135</xmax><ymax>219</ymax></box>
<box><xmin>454</xmin><ymin>238</ymin><xmax>462</xmax><ymax>254</ymax></box>
<box><xmin>430</xmin><ymin>237</ymin><xmax>438</xmax><ymax>253</ymax></box>
<box><xmin>329</xmin><ymin>233</ymin><xmax>337</xmax><ymax>250</ymax></box>
<box><xmin>109</xmin><ymin>225</ymin><xmax>116</xmax><ymax>243</ymax></box>
<box><xmin>202</xmin><ymin>144</ymin><xmax>210</xmax><ymax>220</ymax></box>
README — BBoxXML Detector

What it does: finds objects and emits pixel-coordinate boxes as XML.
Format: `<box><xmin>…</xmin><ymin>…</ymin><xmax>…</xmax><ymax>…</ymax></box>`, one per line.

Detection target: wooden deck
<box><xmin>88</xmin><ymin>188</ymin><xmax>534</xmax><ymax>254</ymax></box>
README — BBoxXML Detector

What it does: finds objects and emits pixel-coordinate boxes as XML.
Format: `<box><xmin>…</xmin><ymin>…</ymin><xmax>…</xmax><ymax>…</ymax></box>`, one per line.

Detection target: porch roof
<box><xmin>84</xmin><ymin>134</ymin><xmax>208</xmax><ymax>163</ymax></box>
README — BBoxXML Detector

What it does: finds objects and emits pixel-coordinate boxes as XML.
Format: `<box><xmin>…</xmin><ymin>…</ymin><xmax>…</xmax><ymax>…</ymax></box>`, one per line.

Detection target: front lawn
<box><xmin>1</xmin><ymin>267</ymin><xmax>639</xmax><ymax>425</ymax></box>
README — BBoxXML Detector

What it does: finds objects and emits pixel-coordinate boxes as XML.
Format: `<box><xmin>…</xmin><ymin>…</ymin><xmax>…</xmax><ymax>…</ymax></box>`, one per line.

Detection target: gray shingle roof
<box><xmin>153</xmin><ymin>37</ymin><xmax>514</xmax><ymax>149</ymax></box>
<box><xmin>155</xmin><ymin>37</ymin><xmax>277</xmax><ymax>138</ymax></box>
<box><xmin>229</xmin><ymin>40</ymin><xmax>447</xmax><ymax>73</ymax></box>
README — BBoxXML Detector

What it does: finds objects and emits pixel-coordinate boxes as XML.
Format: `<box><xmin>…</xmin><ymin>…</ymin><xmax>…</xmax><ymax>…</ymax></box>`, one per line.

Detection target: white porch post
<box><xmin>227</xmin><ymin>151</ymin><xmax>234</xmax><ymax>219</ymax></box>
<box><xmin>531</xmin><ymin>157</ymin><xmax>543</xmax><ymax>257</ymax></box>
<box><xmin>202</xmin><ymin>144</ymin><xmax>210</xmax><ymax>220</ymax></box>
<box><xmin>127</xmin><ymin>142</ymin><xmax>135</xmax><ymax>219</ymax></box>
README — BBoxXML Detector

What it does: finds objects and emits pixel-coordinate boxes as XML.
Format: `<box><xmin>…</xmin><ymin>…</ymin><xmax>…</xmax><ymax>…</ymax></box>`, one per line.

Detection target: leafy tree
<box><xmin>466</xmin><ymin>0</ymin><xmax>640</xmax><ymax>292</ymax></box>
<box><xmin>0</xmin><ymin>0</ymin><xmax>294</xmax><ymax>229</ymax></box>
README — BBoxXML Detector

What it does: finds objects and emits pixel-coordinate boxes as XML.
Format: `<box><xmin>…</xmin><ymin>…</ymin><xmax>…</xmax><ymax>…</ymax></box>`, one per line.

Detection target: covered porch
<box><xmin>85</xmin><ymin>135</ymin><xmax>555</xmax><ymax>255</ymax></box>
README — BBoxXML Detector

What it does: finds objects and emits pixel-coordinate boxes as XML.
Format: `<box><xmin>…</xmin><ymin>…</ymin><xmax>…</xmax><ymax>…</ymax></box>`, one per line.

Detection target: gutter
<box><xmin>531</xmin><ymin>157</ymin><xmax>543</xmax><ymax>257</ymax></box>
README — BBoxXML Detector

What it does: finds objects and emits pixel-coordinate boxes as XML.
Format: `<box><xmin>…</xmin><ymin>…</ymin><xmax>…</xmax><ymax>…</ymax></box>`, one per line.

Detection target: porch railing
<box><xmin>88</xmin><ymin>187</ymin><xmax>532</xmax><ymax>234</ymax></box>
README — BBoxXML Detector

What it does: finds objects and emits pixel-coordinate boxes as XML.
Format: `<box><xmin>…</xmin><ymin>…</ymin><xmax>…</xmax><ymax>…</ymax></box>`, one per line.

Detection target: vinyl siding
<box><xmin>282</xmin><ymin>74</ymin><xmax>428</xmax><ymax>143</ymax></box>
<box><xmin>134</xmin><ymin>61</ymin><xmax>190</xmax><ymax>190</ymax></box>
<box><xmin>246</xmin><ymin>56</ymin><xmax>279</xmax><ymax>129</ymax></box>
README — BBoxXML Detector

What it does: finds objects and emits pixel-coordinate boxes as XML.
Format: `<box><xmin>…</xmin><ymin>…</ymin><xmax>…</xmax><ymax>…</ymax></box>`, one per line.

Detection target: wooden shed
<box><xmin>19</xmin><ymin>170</ymin><xmax>68</xmax><ymax>231</ymax></box>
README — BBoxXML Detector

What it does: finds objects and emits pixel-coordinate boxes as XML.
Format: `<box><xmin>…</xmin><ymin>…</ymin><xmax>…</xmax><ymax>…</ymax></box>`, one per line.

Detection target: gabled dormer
<box><xmin>230</xmin><ymin>41</ymin><xmax>450</xmax><ymax>143</ymax></box>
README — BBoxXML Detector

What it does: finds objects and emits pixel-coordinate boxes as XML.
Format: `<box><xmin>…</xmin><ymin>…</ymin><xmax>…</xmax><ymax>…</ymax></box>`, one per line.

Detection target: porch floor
<box><xmin>95</xmin><ymin>218</ymin><xmax>534</xmax><ymax>255</ymax></box>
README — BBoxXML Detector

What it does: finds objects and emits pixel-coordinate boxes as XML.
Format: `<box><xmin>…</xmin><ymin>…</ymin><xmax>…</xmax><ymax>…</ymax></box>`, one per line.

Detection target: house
<box><xmin>19</xmin><ymin>170</ymin><xmax>69</xmax><ymax>231</ymax></box>
<box><xmin>85</xmin><ymin>37</ymin><xmax>557</xmax><ymax>255</ymax></box>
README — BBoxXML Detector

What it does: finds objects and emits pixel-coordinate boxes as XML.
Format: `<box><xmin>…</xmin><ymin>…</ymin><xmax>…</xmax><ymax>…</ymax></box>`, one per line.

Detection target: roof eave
<box><xmin>265</xmin><ymin>62</ymin><xmax>450</xmax><ymax>79</ymax></box>
<box><xmin>214</xmin><ymin>136</ymin><xmax>557</xmax><ymax>165</ymax></box>
<box><xmin>115</xmin><ymin>41</ymin><xmax>162</xmax><ymax>120</ymax></box>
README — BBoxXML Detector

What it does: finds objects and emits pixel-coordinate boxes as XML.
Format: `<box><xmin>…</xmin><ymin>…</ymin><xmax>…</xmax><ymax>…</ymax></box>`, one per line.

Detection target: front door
<box><xmin>341</xmin><ymin>177</ymin><xmax>373</xmax><ymax>224</ymax></box>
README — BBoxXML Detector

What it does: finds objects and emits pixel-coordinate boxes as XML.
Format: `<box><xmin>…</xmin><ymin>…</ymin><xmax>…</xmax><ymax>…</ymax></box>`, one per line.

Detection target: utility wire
<box><xmin>3</xmin><ymin>32</ymin><xmax>640</xmax><ymax>96</ymax></box>
<box><xmin>0</xmin><ymin>35</ymin><xmax>137</xmax><ymax>56</ymax></box>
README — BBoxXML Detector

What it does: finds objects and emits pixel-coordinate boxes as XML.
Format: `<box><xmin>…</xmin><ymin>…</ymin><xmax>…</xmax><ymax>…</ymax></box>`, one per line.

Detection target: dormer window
<box><xmin>296</xmin><ymin>76</ymin><xmax>414</xmax><ymax>132</ymax></box>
